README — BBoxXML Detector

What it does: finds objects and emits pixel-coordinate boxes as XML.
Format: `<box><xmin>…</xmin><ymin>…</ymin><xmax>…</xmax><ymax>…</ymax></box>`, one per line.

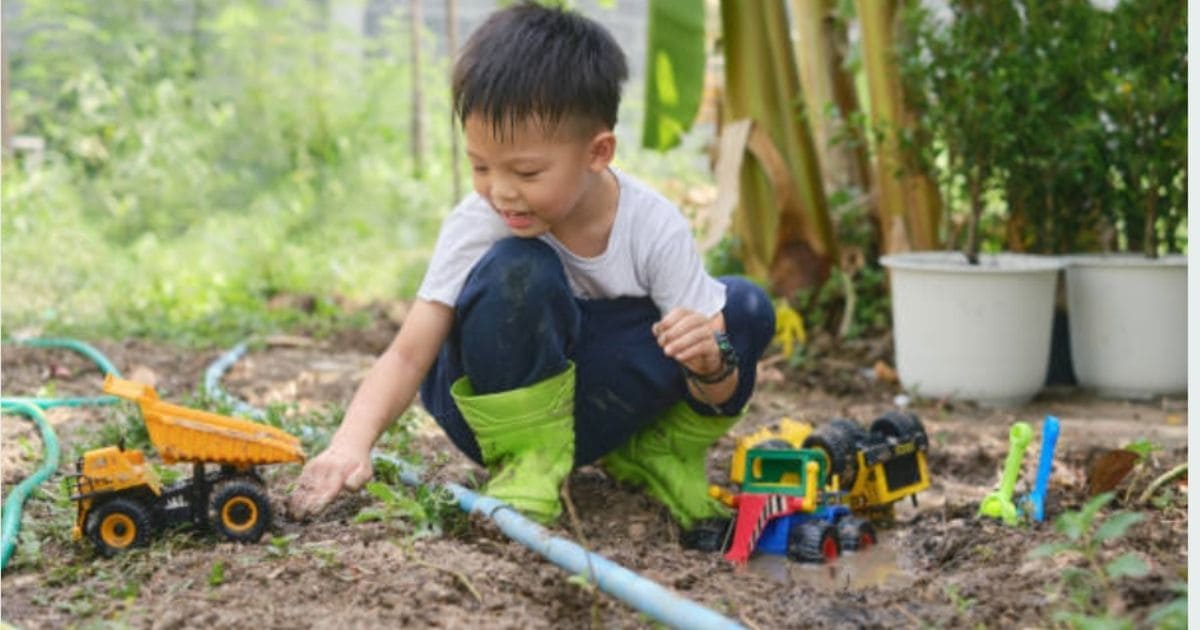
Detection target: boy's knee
<box><xmin>471</xmin><ymin>237</ymin><xmax>569</xmax><ymax>306</ymax></box>
<box><xmin>720</xmin><ymin>277</ymin><xmax>775</xmax><ymax>353</ymax></box>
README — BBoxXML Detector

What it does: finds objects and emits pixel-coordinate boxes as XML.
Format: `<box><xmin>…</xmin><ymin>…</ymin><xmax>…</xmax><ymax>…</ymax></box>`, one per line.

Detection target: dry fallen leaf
<box><xmin>873</xmin><ymin>360</ymin><xmax>899</xmax><ymax>384</ymax></box>
<box><xmin>756</xmin><ymin>364</ymin><xmax>785</xmax><ymax>384</ymax></box>
<box><xmin>1087</xmin><ymin>449</ymin><xmax>1139</xmax><ymax>496</ymax></box>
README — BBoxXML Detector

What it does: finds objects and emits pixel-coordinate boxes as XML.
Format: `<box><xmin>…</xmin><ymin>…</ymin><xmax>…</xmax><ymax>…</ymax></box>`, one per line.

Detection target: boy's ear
<box><xmin>587</xmin><ymin>130</ymin><xmax>617</xmax><ymax>172</ymax></box>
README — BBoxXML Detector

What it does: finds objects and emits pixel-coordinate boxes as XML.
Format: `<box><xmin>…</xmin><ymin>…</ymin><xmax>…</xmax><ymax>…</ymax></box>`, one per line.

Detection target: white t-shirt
<box><xmin>417</xmin><ymin>168</ymin><xmax>726</xmax><ymax>317</ymax></box>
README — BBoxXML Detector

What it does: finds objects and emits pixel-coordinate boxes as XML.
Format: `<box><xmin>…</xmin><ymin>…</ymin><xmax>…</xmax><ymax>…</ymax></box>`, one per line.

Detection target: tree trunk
<box><xmin>410</xmin><ymin>0</ymin><xmax>425</xmax><ymax>178</ymax></box>
<box><xmin>446</xmin><ymin>0</ymin><xmax>461</xmax><ymax>202</ymax></box>
<box><xmin>856</xmin><ymin>0</ymin><xmax>942</xmax><ymax>254</ymax></box>
<box><xmin>791</xmin><ymin>0</ymin><xmax>870</xmax><ymax>196</ymax></box>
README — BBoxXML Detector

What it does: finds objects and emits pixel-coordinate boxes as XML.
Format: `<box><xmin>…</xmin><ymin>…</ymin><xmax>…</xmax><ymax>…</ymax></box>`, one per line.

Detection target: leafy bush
<box><xmin>901</xmin><ymin>0</ymin><xmax>1186</xmax><ymax>259</ymax></box>
<box><xmin>1097</xmin><ymin>0</ymin><xmax>1187</xmax><ymax>255</ymax></box>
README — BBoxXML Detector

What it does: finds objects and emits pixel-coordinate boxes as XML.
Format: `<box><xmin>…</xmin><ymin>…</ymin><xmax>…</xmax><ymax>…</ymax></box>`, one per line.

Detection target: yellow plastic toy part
<box><xmin>772</xmin><ymin>301</ymin><xmax>806</xmax><ymax>357</ymax></box>
<box><xmin>102</xmin><ymin>375</ymin><xmax>305</xmax><ymax>466</ymax></box>
<box><xmin>729</xmin><ymin>418</ymin><xmax>813</xmax><ymax>485</ymax></box>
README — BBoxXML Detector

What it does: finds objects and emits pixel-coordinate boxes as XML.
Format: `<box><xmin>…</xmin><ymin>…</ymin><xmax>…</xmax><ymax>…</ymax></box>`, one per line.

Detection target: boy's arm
<box><xmin>287</xmin><ymin>299</ymin><xmax>454</xmax><ymax>519</ymax></box>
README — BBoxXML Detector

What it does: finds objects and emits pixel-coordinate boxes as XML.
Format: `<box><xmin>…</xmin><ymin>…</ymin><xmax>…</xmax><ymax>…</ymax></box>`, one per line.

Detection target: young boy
<box><xmin>287</xmin><ymin>2</ymin><xmax>774</xmax><ymax>548</ymax></box>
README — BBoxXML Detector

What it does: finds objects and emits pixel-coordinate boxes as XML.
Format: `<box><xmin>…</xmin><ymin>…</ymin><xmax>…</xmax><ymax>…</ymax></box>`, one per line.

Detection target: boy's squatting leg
<box><xmin>418</xmin><ymin>237</ymin><xmax>775</xmax><ymax>525</ymax></box>
<box><xmin>601</xmin><ymin>277</ymin><xmax>775</xmax><ymax>539</ymax></box>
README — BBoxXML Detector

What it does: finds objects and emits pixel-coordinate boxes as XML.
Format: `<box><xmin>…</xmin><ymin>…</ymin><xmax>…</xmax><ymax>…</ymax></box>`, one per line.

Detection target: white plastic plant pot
<box><xmin>1064</xmin><ymin>254</ymin><xmax>1187</xmax><ymax>398</ymax></box>
<box><xmin>880</xmin><ymin>252</ymin><xmax>1062</xmax><ymax>407</ymax></box>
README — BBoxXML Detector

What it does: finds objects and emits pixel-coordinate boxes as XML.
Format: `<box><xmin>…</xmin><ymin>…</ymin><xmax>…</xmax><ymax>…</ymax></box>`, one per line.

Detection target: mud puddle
<box><xmin>746</xmin><ymin>537</ymin><xmax>916</xmax><ymax>592</ymax></box>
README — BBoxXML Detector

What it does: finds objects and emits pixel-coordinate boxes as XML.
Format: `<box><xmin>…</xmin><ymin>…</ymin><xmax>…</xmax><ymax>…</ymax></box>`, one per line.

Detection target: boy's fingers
<box><xmin>654</xmin><ymin>309</ymin><xmax>687</xmax><ymax>336</ymax></box>
<box><xmin>663</xmin><ymin>326</ymin><xmax>712</xmax><ymax>356</ymax></box>
<box><xmin>290</xmin><ymin>478</ymin><xmax>341</xmax><ymax>520</ymax></box>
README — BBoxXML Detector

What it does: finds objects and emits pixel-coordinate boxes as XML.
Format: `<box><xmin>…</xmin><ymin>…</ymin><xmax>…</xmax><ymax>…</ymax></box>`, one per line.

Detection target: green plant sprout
<box><xmin>1028</xmin><ymin>492</ymin><xmax>1152</xmax><ymax>629</ymax></box>
<box><xmin>265</xmin><ymin>534</ymin><xmax>300</xmax><ymax>559</ymax></box>
<box><xmin>208</xmin><ymin>560</ymin><xmax>226</xmax><ymax>587</ymax></box>
<box><xmin>354</xmin><ymin>482</ymin><xmax>462</xmax><ymax>540</ymax></box>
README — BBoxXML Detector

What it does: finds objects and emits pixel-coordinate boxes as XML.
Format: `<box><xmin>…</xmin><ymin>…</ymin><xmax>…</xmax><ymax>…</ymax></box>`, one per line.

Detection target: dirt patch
<box><xmin>1</xmin><ymin>334</ymin><xmax>1187</xmax><ymax>628</ymax></box>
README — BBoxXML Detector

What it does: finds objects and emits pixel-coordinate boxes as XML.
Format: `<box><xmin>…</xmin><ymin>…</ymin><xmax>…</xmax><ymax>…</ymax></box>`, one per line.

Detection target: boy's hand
<box><xmin>286</xmin><ymin>444</ymin><xmax>374</xmax><ymax>520</ymax></box>
<box><xmin>653</xmin><ymin>308</ymin><xmax>722</xmax><ymax>376</ymax></box>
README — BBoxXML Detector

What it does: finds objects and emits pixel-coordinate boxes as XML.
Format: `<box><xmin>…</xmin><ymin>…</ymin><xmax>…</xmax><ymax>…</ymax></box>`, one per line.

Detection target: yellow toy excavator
<box><xmin>70</xmin><ymin>376</ymin><xmax>305</xmax><ymax>556</ymax></box>
<box><xmin>717</xmin><ymin>412</ymin><xmax>931</xmax><ymax>525</ymax></box>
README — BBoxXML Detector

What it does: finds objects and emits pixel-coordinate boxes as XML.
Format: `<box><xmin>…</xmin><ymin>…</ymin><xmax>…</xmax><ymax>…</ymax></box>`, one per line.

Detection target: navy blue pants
<box><xmin>419</xmin><ymin>238</ymin><xmax>776</xmax><ymax>466</ymax></box>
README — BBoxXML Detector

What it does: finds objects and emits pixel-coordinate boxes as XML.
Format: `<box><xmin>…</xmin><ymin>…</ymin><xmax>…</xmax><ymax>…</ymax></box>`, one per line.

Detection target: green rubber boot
<box><xmin>602</xmin><ymin>401</ymin><xmax>741</xmax><ymax>531</ymax></box>
<box><xmin>450</xmin><ymin>363</ymin><xmax>575</xmax><ymax>524</ymax></box>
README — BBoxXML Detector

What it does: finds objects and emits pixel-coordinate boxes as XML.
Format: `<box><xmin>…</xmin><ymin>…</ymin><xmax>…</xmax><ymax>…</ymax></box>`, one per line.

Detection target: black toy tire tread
<box><xmin>786</xmin><ymin>521</ymin><xmax>840</xmax><ymax>563</ymax></box>
<box><xmin>837</xmin><ymin>516</ymin><xmax>876</xmax><ymax>552</ymax></box>
<box><xmin>803</xmin><ymin>418</ymin><xmax>864</xmax><ymax>488</ymax></box>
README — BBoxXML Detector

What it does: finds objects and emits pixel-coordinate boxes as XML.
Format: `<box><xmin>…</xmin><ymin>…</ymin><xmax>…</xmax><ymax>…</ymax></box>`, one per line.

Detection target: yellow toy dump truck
<box><xmin>70</xmin><ymin>376</ymin><xmax>305</xmax><ymax>556</ymax></box>
<box><xmin>720</xmin><ymin>411</ymin><xmax>930</xmax><ymax>525</ymax></box>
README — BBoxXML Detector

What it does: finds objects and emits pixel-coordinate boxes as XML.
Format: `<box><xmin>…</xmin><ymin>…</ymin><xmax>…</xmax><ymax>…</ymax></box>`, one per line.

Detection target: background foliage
<box><xmin>2</xmin><ymin>0</ymin><xmax>710</xmax><ymax>344</ymax></box>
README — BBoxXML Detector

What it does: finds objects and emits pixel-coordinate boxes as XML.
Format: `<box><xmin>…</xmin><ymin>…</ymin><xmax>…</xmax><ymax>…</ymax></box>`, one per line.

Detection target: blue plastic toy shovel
<box><xmin>1022</xmin><ymin>415</ymin><xmax>1060</xmax><ymax>522</ymax></box>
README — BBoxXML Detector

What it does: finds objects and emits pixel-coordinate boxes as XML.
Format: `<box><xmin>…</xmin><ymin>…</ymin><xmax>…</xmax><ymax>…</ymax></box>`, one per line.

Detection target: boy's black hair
<box><xmin>452</xmin><ymin>2</ymin><xmax>628</xmax><ymax>137</ymax></box>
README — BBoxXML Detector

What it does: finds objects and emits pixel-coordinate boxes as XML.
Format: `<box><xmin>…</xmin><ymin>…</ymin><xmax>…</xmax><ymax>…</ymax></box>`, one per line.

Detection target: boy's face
<box><xmin>464</xmin><ymin>114</ymin><xmax>613</xmax><ymax>238</ymax></box>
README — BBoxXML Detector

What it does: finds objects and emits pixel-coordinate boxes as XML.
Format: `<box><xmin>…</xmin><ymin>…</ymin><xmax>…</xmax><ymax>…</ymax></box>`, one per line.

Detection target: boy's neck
<box><xmin>549</xmin><ymin>168</ymin><xmax>620</xmax><ymax>258</ymax></box>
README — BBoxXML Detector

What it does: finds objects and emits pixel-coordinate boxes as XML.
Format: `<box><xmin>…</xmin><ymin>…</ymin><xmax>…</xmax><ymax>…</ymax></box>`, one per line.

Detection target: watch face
<box><xmin>715</xmin><ymin>332</ymin><xmax>738</xmax><ymax>366</ymax></box>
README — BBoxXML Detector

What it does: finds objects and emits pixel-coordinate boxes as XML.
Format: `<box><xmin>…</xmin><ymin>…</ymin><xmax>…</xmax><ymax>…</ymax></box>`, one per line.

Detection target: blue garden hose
<box><xmin>0</xmin><ymin>338</ymin><xmax>122</xmax><ymax>571</ymax></box>
<box><xmin>208</xmin><ymin>344</ymin><xmax>745</xmax><ymax>630</ymax></box>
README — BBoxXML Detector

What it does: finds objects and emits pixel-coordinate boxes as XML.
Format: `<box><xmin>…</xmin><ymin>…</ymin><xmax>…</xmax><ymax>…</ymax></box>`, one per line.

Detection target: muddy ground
<box><xmin>0</xmin><ymin>325</ymin><xmax>1188</xmax><ymax>629</ymax></box>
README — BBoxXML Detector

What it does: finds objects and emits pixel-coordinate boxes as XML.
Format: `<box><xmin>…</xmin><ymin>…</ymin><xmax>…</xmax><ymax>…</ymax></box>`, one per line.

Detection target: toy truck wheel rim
<box><xmin>821</xmin><ymin>536</ymin><xmax>838</xmax><ymax>562</ymax></box>
<box><xmin>210</xmin><ymin>479</ymin><xmax>271</xmax><ymax>543</ymax></box>
<box><xmin>100</xmin><ymin>513</ymin><xmax>137</xmax><ymax>548</ymax></box>
<box><xmin>221</xmin><ymin>497</ymin><xmax>259</xmax><ymax>533</ymax></box>
<box><xmin>87</xmin><ymin>498</ymin><xmax>153</xmax><ymax>555</ymax></box>
<box><xmin>787</xmin><ymin>521</ymin><xmax>840</xmax><ymax>564</ymax></box>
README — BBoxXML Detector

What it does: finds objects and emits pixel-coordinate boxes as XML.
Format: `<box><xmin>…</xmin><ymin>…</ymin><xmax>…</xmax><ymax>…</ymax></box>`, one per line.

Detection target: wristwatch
<box><xmin>685</xmin><ymin>332</ymin><xmax>739</xmax><ymax>385</ymax></box>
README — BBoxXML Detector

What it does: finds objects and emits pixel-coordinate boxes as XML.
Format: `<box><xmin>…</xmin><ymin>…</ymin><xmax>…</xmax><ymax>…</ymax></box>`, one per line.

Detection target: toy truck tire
<box><xmin>803</xmin><ymin>418</ymin><xmax>865</xmax><ymax>488</ymax></box>
<box><xmin>836</xmin><ymin>516</ymin><xmax>876</xmax><ymax>552</ymax></box>
<box><xmin>87</xmin><ymin>497</ymin><xmax>154</xmax><ymax>556</ymax></box>
<box><xmin>681</xmin><ymin>517</ymin><xmax>733</xmax><ymax>552</ymax></box>
<box><xmin>870</xmin><ymin>411</ymin><xmax>926</xmax><ymax>443</ymax></box>
<box><xmin>786</xmin><ymin>521</ymin><xmax>840</xmax><ymax>563</ymax></box>
<box><xmin>210</xmin><ymin>479</ymin><xmax>271</xmax><ymax>543</ymax></box>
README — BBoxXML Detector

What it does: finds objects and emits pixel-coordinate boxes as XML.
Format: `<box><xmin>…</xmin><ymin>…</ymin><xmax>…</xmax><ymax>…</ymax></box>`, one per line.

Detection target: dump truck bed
<box><xmin>104</xmin><ymin>375</ymin><xmax>305</xmax><ymax>466</ymax></box>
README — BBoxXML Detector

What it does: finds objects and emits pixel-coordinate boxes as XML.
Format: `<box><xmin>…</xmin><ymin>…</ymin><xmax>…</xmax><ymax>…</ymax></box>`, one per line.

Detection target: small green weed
<box><xmin>1028</xmin><ymin>492</ymin><xmax>1152</xmax><ymax>629</ymax></box>
<box><xmin>354</xmin><ymin>481</ymin><xmax>463</xmax><ymax>539</ymax></box>
<box><xmin>1145</xmin><ymin>582</ymin><xmax>1187</xmax><ymax>630</ymax></box>
<box><xmin>86</xmin><ymin>406</ymin><xmax>152</xmax><ymax>455</ymax></box>
<box><xmin>265</xmin><ymin>533</ymin><xmax>300</xmax><ymax>559</ymax></box>
<box><xmin>208</xmin><ymin>560</ymin><xmax>226</xmax><ymax>587</ymax></box>
<box><xmin>944</xmin><ymin>585</ymin><xmax>976</xmax><ymax>614</ymax></box>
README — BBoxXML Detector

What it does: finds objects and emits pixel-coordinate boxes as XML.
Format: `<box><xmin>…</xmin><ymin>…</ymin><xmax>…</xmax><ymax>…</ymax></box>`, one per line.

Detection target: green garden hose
<box><xmin>0</xmin><ymin>338</ymin><xmax>122</xmax><ymax>571</ymax></box>
<box><xmin>0</xmin><ymin>400</ymin><xmax>60</xmax><ymax>569</ymax></box>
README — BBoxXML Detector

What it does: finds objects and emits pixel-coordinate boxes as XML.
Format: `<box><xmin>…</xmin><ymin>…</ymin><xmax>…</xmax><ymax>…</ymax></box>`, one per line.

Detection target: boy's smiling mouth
<box><xmin>498</xmin><ymin>208</ymin><xmax>536</xmax><ymax>230</ymax></box>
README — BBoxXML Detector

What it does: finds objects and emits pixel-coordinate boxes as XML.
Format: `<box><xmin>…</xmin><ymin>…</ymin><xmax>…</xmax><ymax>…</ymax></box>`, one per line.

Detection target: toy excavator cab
<box><xmin>741</xmin><ymin>448</ymin><xmax>827</xmax><ymax>500</ymax></box>
<box><xmin>729</xmin><ymin>418</ymin><xmax>813</xmax><ymax>486</ymax></box>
